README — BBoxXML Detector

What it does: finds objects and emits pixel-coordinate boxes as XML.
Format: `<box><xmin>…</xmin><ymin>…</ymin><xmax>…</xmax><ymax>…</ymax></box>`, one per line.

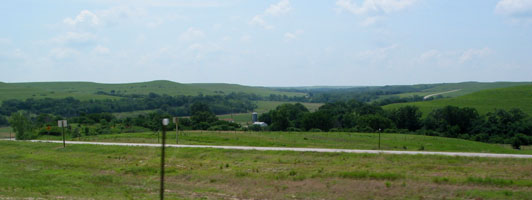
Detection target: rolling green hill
<box><xmin>0</xmin><ymin>82</ymin><xmax>117</xmax><ymax>102</ymax></box>
<box><xmin>1</xmin><ymin>80</ymin><xmax>304</xmax><ymax>102</ymax></box>
<box><xmin>384</xmin><ymin>84</ymin><xmax>532</xmax><ymax>116</ymax></box>
<box><xmin>189</xmin><ymin>83</ymin><xmax>305</xmax><ymax>97</ymax></box>
<box><xmin>395</xmin><ymin>81</ymin><xmax>532</xmax><ymax>99</ymax></box>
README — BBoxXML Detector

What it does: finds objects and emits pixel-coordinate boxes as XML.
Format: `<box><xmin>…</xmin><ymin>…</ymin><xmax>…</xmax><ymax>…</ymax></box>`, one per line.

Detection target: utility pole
<box><xmin>160</xmin><ymin>118</ymin><xmax>169</xmax><ymax>200</ymax></box>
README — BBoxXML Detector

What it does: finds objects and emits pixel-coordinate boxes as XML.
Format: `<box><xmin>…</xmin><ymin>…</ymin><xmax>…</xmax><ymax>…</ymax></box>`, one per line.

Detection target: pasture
<box><xmin>36</xmin><ymin>131</ymin><xmax>532</xmax><ymax>155</ymax></box>
<box><xmin>1</xmin><ymin>141</ymin><xmax>531</xmax><ymax>199</ymax></box>
<box><xmin>385</xmin><ymin>84</ymin><xmax>532</xmax><ymax>117</ymax></box>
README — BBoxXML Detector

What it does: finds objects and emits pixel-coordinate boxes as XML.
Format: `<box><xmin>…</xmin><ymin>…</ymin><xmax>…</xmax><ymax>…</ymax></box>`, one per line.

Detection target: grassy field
<box><xmin>0</xmin><ymin>82</ymin><xmax>118</xmax><ymax>102</ymax></box>
<box><xmin>3</xmin><ymin>81</ymin><xmax>303</xmax><ymax>102</ymax></box>
<box><xmin>394</xmin><ymin>81</ymin><xmax>532</xmax><ymax>99</ymax></box>
<box><xmin>37</xmin><ymin>131</ymin><xmax>532</xmax><ymax>155</ymax></box>
<box><xmin>255</xmin><ymin>101</ymin><xmax>323</xmax><ymax>113</ymax></box>
<box><xmin>385</xmin><ymin>84</ymin><xmax>532</xmax><ymax>116</ymax></box>
<box><xmin>1</xmin><ymin>141</ymin><xmax>531</xmax><ymax>199</ymax></box>
<box><xmin>0</xmin><ymin>127</ymin><xmax>13</xmax><ymax>139</ymax></box>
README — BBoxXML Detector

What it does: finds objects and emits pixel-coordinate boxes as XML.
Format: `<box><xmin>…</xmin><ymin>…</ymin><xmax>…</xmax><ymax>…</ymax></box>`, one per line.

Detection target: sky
<box><xmin>1</xmin><ymin>0</ymin><xmax>532</xmax><ymax>86</ymax></box>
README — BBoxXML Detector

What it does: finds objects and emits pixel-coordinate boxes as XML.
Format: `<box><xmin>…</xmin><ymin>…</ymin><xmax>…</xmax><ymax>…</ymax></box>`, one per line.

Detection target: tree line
<box><xmin>0</xmin><ymin>92</ymin><xmax>257</xmax><ymax>118</ymax></box>
<box><xmin>258</xmin><ymin>100</ymin><xmax>532</xmax><ymax>149</ymax></box>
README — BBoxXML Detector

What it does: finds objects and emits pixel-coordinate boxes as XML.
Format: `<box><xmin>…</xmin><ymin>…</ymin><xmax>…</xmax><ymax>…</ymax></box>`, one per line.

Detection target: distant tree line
<box><xmin>258</xmin><ymin>100</ymin><xmax>532</xmax><ymax>149</ymax></box>
<box><xmin>0</xmin><ymin>93</ymin><xmax>257</xmax><ymax>118</ymax></box>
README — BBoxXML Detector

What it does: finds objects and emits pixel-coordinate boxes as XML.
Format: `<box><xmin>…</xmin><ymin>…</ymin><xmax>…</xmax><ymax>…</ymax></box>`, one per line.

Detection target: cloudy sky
<box><xmin>1</xmin><ymin>0</ymin><xmax>531</xmax><ymax>86</ymax></box>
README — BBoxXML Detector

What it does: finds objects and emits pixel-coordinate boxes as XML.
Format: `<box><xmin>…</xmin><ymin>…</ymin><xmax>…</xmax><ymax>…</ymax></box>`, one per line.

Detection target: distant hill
<box><xmin>384</xmin><ymin>84</ymin><xmax>532</xmax><ymax>116</ymax></box>
<box><xmin>394</xmin><ymin>81</ymin><xmax>532</xmax><ymax>99</ymax></box>
<box><xmin>0</xmin><ymin>80</ymin><xmax>304</xmax><ymax>102</ymax></box>
<box><xmin>0</xmin><ymin>82</ymin><xmax>118</xmax><ymax>102</ymax></box>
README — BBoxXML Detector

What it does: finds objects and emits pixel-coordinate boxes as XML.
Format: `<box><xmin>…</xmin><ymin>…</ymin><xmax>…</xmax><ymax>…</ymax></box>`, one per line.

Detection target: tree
<box><xmin>357</xmin><ymin>114</ymin><xmax>395</xmax><ymax>131</ymax></box>
<box><xmin>8</xmin><ymin>111</ymin><xmax>34</xmax><ymax>140</ymax></box>
<box><xmin>301</xmin><ymin>111</ymin><xmax>334</xmax><ymax>131</ymax></box>
<box><xmin>389</xmin><ymin>106</ymin><xmax>422</xmax><ymax>131</ymax></box>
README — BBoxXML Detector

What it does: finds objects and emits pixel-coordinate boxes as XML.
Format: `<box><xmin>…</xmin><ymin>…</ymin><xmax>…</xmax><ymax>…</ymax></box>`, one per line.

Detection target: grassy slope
<box><xmin>396</xmin><ymin>81</ymin><xmax>532</xmax><ymax>98</ymax></box>
<box><xmin>1</xmin><ymin>141</ymin><xmax>531</xmax><ymax>199</ymax></box>
<box><xmin>0</xmin><ymin>82</ymin><xmax>117</xmax><ymax>102</ymax></box>
<box><xmin>189</xmin><ymin>83</ymin><xmax>305</xmax><ymax>97</ymax></box>
<box><xmin>8</xmin><ymin>81</ymin><xmax>303</xmax><ymax>100</ymax></box>
<box><xmin>39</xmin><ymin>131</ymin><xmax>532</xmax><ymax>154</ymax></box>
<box><xmin>385</xmin><ymin>84</ymin><xmax>532</xmax><ymax>116</ymax></box>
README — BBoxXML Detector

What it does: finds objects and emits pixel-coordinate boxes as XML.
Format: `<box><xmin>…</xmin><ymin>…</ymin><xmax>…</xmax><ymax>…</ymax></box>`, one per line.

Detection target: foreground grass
<box><xmin>1</xmin><ymin>141</ymin><xmax>531</xmax><ymax>199</ymax></box>
<box><xmin>38</xmin><ymin>131</ymin><xmax>532</xmax><ymax>155</ymax></box>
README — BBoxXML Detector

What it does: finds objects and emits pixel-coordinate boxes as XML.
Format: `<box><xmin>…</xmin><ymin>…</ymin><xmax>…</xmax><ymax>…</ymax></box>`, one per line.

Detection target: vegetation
<box><xmin>33</xmin><ymin>129</ymin><xmax>532</xmax><ymax>154</ymax></box>
<box><xmin>8</xmin><ymin>111</ymin><xmax>35</xmax><ymax>140</ymax></box>
<box><xmin>1</xmin><ymin>141</ymin><xmax>531</xmax><ymax>199</ymax></box>
<box><xmin>385</xmin><ymin>85</ymin><xmax>532</xmax><ymax>116</ymax></box>
<box><xmin>2</xmin><ymin>80</ymin><xmax>303</xmax><ymax>102</ymax></box>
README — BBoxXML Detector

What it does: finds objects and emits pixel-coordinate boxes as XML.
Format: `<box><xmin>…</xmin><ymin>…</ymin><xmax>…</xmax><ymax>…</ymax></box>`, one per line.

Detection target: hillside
<box><xmin>1</xmin><ymin>81</ymin><xmax>304</xmax><ymax>102</ymax></box>
<box><xmin>384</xmin><ymin>84</ymin><xmax>532</xmax><ymax>116</ymax></box>
<box><xmin>395</xmin><ymin>82</ymin><xmax>532</xmax><ymax>99</ymax></box>
<box><xmin>0</xmin><ymin>82</ymin><xmax>117</xmax><ymax>102</ymax></box>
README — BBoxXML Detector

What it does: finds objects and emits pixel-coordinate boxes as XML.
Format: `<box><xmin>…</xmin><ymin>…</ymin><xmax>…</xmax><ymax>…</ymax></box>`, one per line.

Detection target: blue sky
<box><xmin>1</xmin><ymin>0</ymin><xmax>531</xmax><ymax>86</ymax></box>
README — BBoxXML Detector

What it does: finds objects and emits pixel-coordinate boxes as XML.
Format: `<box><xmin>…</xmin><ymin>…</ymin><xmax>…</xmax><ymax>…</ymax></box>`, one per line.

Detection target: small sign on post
<box><xmin>58</xmin><ymin>120</ymin><xmax>67</xmax><ymax>148</ymax></box>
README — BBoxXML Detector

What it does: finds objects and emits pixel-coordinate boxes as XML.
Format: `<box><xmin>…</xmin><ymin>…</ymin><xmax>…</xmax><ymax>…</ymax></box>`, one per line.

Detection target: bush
<box><xmin>8</xmin><ymin>111</ymin><xmax>36</xmax><ymax>140</ymax></box>
<box><xmin>309</xmin><ymin>128</ymin><xmax>322</xmax><ymax>132</ymax></box>
<box><xmin>37</xmin><ymin>126</ymin><xmax>63</xmax><ymax>136</ymax></box>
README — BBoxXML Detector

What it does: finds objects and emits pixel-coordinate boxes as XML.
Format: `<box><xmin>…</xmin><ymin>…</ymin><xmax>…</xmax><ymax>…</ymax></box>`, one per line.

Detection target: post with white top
<box><xmin>160</xmin><ymin>118</ymin><xmax>169</xmax><ymax>200</ymax></box>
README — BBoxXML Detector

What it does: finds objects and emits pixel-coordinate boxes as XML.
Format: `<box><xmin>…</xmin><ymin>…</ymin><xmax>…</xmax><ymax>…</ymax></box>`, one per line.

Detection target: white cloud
<box><xmin>418</xmin><ymin>49</ymin><xmax>442</xmax><ymax>63</ymax></box>
<box><xmin>265</xmin><ymin>0</ymin><xmax>292</xmax><ymax>16</ymax></box>
<box><xmin>63</xmin><ymin>7</ymin><xmax>149</xmax><ymax>27</ymax></box>
<box><xmin>496</xmin><ymin>0</ymin><xmax>532</xmax><ymax>15</ymax></box>
<box><xmin>495</xmin><ymin>0</ymin><xmax>532</xmax><ymax>25</ymax></box>
<box><xmin>459</xmin><ymin>48</ymin><xmax>493</xmax><ymax>63</ymax></box>
<box><xmin>240</xmin><ymin>34</ymin><xmax>251</xmax><ymax>42</ymax></box>
<box><xmin>336</xmin><ymin>0</ymin><xmax>418</xmax><ymax>25</ymax></box>
<box><xmin>356</xmin><ymin>44</ymin><xmax>398</xmax><ymax>62</ymax></box>
<box><xmin>417</xmin><ymin>47</ymin><xmax>493</xmax><ymax>65</ymax></box>
<box><xmin>92</xmin><ymin>45</ymin><xmax>110</xmax><ymax>54</ymax></box>
<box><xmin>0</xmin><ymin>38</ymin><xmax>12</xmax><ymax>45</ymax></box>
<box><xmin>179</xmin><ymin>27</ymin><xmax>206</xmax><ymax>42</ymax></box>
<box><xmin>63</xmin><ymin>10</ymin><xmax>100</xmax><ymax>26</ymax></box>
<box><xmin>284</xmin><ymin>30</ymin><xmax>304</xmax><ymax>41</ymax></box>
<box><xmin>250</xmin><ymin>15</ymin><xmax>274</xmax><ymax>29</ymax></box>
<box><xmin>52</xmin><ymin>32</ymin><xmax>96</xmax><ymax>45</ymax></box>
<box><xmin>50</xmin><ymin>47</ymin><xmax>79</xmax><ymax>59</ymax></box>
<box><xmin>250</xmin><ymin>0</ymin><xmax>292</xmax><ymax>29</ymax></box>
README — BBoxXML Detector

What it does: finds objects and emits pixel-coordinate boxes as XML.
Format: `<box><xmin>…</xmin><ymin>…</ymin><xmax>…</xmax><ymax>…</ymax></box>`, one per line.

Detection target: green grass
<box><xmin>1</xmin><ymin>141</ymin><xmax>531</xmax><ymax>199</ymax></box>
<box><xmin>385</xmin><ymin>84</ymin><xmax>532</xmax><ymax>116</ymax></box>
<box><xmin>395</xmin><ymin>81</ymin><xmax>532</xmax><ymax>99</ymax></box>
<box><xmin>216</xmin><ymin>101</ymin><xmax>324</xmax><ymax>124</ymax></box>
<box><xmin>38</xmin><ymin>131</ymin><xmax>532</xmax><ymax>155</ymax></box>
<box><xmin>0</xmin><ymin>127</ymin><xmax>13</xmax><ymax>139</ymax></box>
<box><xmin>0</xmin><ymin>82</ymin><xmax>118</xmax><ymax>102</ymax></box>
<box><xmin>255</xmin><ymin>101</ymin><xmax>323</xmax><ymax>113</ymax></box>
<box><xmin>4</xmin><ymin>81</ymin><xmax>303</xmax><ymax>103</ymax></box>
